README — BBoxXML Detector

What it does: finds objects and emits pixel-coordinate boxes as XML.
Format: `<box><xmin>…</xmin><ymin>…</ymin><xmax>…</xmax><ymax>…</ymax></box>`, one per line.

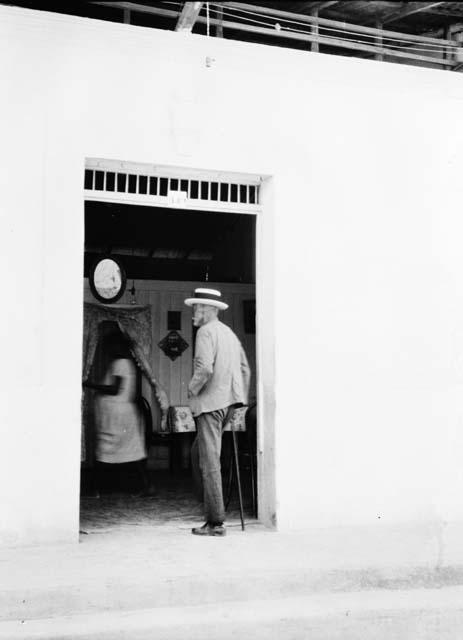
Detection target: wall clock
<box><xmin>89</xmin><ymin>256</ymin><xmax>126</xmax><ymax>304</ymax></box>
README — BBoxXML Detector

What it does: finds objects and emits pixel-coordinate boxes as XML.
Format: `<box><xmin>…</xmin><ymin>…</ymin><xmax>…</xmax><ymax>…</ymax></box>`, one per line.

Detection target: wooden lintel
<box><xmin>175</xmin><ymin>2</ymin><xmax>204</xmax><ymax>33</ymax></box>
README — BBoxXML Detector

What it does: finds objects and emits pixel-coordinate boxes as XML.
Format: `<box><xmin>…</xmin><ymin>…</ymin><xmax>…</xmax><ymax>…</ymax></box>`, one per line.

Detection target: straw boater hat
<box><xmin>184</xmin><ymin>288</ymin><xmax>229</xmax><ymax>310</ymax></box>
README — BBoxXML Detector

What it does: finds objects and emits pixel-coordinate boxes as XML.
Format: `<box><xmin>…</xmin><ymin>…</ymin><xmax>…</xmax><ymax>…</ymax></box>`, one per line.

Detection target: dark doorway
<box><xmin>80</xmin><ymin>201</ymin><xmax>257</xmax><ymax>534</ymax></box>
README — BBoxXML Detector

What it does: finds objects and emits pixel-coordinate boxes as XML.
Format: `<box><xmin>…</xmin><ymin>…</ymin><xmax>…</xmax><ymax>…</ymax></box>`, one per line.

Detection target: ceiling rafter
<box><xmin>226</xmin><ymin>2</ymin><xmax>456</xmax><ymax>44</ymax></box>
<box><xmin>293</xmin><ymin>1</ymin><xmax>340</xmax><ymax>12</ymax></box>
<box><xmin>426</xmin><ymin>7</ymin><xmax>463</xmax><ymax>18</ymax></box>
<box><xmin>91</xmin><ymin>1</ymin><xmax>178</xmax><ymax>20</ymax></box>
<box><xmin>40</xmin><ymin>0</ymin><xmax>463</xmax><ymax>73</ymax></box>
<box><xmin>307</xmin><ymin>0</ymin><xmax>339</xmax><ymax>12</ymax></box>
<box><xmin>377</xmin><ymin>2</ymin><xmax>446</xmax><ymax>25</ymax></box>
<box><xmin>175</xmin><ymin>1</ymin><xmax>204</xmax><ymax>32</ymax></box>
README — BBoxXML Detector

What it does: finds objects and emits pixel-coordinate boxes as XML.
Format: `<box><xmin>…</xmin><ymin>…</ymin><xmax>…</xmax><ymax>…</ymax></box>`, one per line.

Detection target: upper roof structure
<box><xmin>2</xmin><ymin>1</ymin><xmax>463</xmax><ymax>71</ymax></box>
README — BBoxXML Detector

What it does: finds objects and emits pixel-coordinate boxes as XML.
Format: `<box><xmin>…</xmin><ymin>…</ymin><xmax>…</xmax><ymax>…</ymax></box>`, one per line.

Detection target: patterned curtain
<box><xmin>81</xmin><ymin>302</ymin><xmax>169</xmax><ymax>461</ymax></box>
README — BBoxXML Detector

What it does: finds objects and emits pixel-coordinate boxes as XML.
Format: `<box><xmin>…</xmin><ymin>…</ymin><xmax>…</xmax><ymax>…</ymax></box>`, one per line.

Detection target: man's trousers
<box><xmin>191</xmin><ymin>407</ymin><xmax>230</xmax><ymax>525</ymax></box>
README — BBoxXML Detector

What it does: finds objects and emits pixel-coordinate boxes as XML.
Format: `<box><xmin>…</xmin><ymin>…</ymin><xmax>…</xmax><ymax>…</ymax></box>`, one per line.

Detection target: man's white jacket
<box><xmin>188</xmin><ymin>319</ymin><xmax>251</xmax><ymax>417</ymax></box>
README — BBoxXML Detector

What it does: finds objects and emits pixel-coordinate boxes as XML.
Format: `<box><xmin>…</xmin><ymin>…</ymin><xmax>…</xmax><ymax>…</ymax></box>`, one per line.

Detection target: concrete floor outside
<box><xmin>2</xmin><ymin>472</ymin><xmax>463</xmax><ymax>639</ymax></box>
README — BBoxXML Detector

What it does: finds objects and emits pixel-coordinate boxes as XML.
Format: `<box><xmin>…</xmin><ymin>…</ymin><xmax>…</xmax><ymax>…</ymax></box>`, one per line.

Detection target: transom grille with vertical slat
<box><xmin>84</xmin><ymin>168</ymin><xmax>260</xmax><ymax>208</ymax></box>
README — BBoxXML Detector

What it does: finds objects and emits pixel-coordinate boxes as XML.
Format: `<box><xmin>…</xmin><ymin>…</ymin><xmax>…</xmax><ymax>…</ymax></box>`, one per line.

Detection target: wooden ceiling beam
<box><xmin>194</xmin><ymin>13</ymin><xmax>456</xmax><ymax>67</ymax></box>
<box><xmin>91</xmin><ymin>1</ymin><xmax>179</xmax><ymax>20</ymax></box>
<box><xmin>307</xmin><ymin>1</ymin><xmax>340</xmax><ymax>54</ymax></box>
<box><xmin>294</xmin><ymin>1</ymin><xmax>340</xmax><ymax>11</ymax></box>
<box><xmin>310</xmin><ymin>0</ymin><xmax>339</xmax><ymax>13</ymax></box>
<box><xmin>378</xmin><ymin>2</ymin><xmax>446</xmax><ymax>25</ymax></box>
<box><xmin>175</xmin><ymin>1</ymin><xmax>204</xmax><ymax>33</ymax></box>
<box><xmin>226</xmin><ymin>2</ymin><xmax>457</xmax><ymax>46</ymax></box>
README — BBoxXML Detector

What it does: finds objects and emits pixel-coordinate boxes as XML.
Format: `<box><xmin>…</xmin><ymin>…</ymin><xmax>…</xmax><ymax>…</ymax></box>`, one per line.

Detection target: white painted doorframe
<box><xmin>83</xmin><ymin>158</ymin><xmax>276</xmax><ymax>528</ymax></box>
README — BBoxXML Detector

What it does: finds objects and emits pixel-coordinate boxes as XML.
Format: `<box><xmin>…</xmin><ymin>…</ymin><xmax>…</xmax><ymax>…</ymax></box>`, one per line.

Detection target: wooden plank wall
<box><xmin>83</xmin><ymin>279</ymin><xmax>256</xmax><ymax>428</ymax></box>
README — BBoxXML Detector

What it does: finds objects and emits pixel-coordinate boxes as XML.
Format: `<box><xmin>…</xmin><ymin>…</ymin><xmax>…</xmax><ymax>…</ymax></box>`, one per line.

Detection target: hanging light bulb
<box><xmin>129</xmin><ymin>245</ymin><xmax>137</xmax><ymax>305</ymax></box>
<box><xmin>130</xmin><ymin>279</ymin><xmax>137</xmax><ymax>305</ymax></box>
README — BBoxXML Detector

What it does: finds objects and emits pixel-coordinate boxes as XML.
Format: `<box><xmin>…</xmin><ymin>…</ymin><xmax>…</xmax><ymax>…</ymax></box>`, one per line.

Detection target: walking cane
<box><xmin>225</xmin><ymin>408</ymin><xmax>246</xmax><ymax>531</ymax></box>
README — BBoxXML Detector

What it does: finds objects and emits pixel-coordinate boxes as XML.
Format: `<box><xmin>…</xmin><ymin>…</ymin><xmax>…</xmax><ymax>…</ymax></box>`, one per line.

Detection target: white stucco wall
<box><xmin>1</xmin><ymin>6</ymin><xmax>463</xmax><ymax>562</ymax></box>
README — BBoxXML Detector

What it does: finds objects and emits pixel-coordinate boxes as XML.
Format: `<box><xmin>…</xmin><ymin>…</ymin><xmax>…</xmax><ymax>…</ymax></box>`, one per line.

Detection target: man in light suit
<box><xmin>185</xmin><ymin>288</ymin><xmax>251</xmax><ymax>537</ymax></box>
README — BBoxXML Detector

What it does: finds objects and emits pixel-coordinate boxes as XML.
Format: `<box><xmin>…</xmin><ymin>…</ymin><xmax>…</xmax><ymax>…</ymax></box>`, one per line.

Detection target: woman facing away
<box><xmin>84</xmin><ymin>330</ymin><xmax>155</xmax><ymax>497</ymax></box>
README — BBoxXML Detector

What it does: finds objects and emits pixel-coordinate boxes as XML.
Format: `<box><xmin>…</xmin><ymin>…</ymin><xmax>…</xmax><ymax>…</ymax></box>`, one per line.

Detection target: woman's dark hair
<box><xmin>105</xmin><ymin>330</ymin><xmax>132</xmax><ymax>359</ymax></box>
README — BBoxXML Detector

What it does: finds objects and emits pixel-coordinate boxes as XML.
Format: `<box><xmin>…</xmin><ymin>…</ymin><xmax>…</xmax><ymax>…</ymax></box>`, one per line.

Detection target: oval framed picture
<box><xmin>89</xmin><ymin>256</ymin><xmax>126</xmax><ymax>304</ymax></box>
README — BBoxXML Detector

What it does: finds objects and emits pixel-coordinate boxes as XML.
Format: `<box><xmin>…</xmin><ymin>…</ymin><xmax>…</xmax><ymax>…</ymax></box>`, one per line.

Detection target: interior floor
<box><xmin>80</xmin><ymin>469</ymin><xmax>257</xmax><ymax>534</ymax></box>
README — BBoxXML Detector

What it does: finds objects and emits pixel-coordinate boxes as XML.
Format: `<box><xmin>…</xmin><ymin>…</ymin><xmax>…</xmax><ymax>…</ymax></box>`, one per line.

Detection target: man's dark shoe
<box><xmin>191</xmin><ymin>522</ymin><xmax>226</xmax><ymax>537</ymax></box>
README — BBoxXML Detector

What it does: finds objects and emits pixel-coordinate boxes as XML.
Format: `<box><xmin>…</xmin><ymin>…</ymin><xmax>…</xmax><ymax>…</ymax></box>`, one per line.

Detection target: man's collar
<box><xmin>202</xmin><ymin>317</ymin><xmax>219</xmax><ymax>326</ymax></box>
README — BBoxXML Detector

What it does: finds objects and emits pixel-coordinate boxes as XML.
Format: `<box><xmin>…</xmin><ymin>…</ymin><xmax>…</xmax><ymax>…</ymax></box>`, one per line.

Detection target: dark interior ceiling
<box><xmin>3</xmin><ymin>1</ymin><xmax>463</xmax><ymax>70</ymax></box>
<box><xmin>84</xmin><ymin>201</ymin><xmax>256</xmax><ymax>283</ymax></box>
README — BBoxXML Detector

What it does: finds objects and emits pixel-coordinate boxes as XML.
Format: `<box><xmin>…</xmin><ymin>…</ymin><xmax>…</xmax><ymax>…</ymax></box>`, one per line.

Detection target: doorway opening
<box><xmin>80</xmin><ymin>195</ymin><xmax>258</xmax><ymax>534</ymax></box>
